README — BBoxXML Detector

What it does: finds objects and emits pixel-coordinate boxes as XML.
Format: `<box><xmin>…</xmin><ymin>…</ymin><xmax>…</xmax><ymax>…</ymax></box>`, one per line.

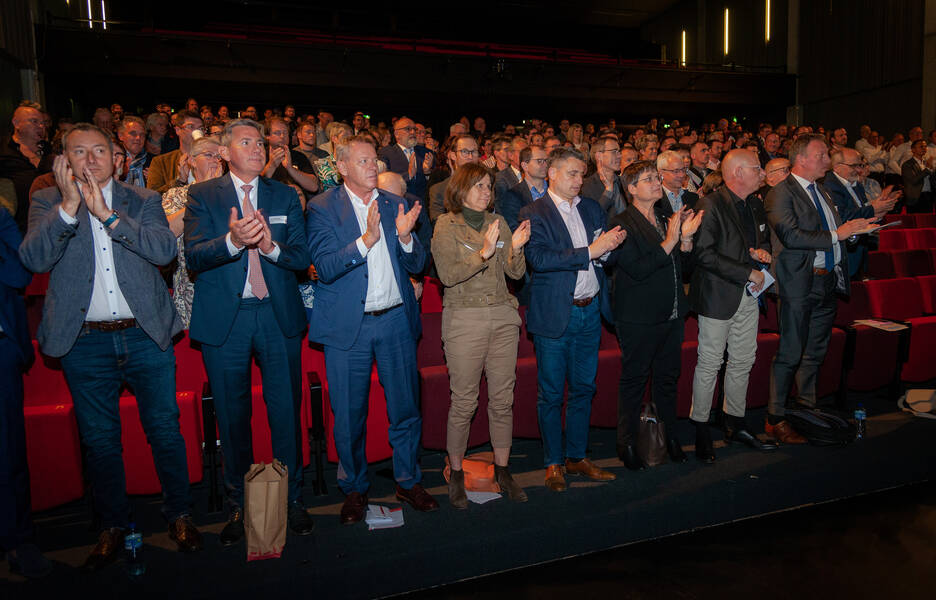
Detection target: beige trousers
<box><xmin>441</xmin><ymin>304</ymin><xmax>521</xmax><ymax>457</ymax></box>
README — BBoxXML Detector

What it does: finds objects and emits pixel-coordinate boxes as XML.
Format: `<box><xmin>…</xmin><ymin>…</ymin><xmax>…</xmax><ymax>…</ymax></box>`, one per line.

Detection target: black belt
<box><xmin>83</xmin><ymin>318</ymin><xmax>138</xmax><ymax>332</ymax></box>
<box><xmin>572</xmin><ymin>296</ymin><xmax>595</xmax><ymax>307</ymax></box>
<box><xmin>364</xmin><ymin>304</ymin><xmax>402</xmax><ymax>317</ymax></box>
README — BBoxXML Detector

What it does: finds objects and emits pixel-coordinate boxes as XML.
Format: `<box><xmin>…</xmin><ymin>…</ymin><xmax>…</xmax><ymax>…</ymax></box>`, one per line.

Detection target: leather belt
<box><xmin>83</xmin><ymin>318</ymin><xmax>138</xmax><ymax>332</ymax></box>
<box><xmin>572</xmin><ymin>296</ymin><xmax>595</xmax><ymax>307</ymax></box>
<box><xmin>813</xmin><ymin>268</ymin><xmax>830</xmax><ymax>276</ymax></box>
<box><xmin>364</xmin><ymin>304</ymin><xmax>402</xmax><ymax>317</ymax></box>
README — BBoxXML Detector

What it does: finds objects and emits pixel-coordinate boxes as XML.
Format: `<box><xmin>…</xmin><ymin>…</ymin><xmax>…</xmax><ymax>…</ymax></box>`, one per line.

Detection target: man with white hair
<box><xmin>657</xmin><ymin>150</ymin><xmax>698</xmax><ymax>216</ymax></box>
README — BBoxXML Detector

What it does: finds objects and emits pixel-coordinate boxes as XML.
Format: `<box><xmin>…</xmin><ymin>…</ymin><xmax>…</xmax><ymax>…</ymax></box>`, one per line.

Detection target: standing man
<box><xmin>147</xmin><ymin>110</ymin><xmax>203</xmax><ymax>194</ymax></box>
<box><xmin>184</xmin><ymin>119</ymin><xmax>314</xmax><ymax>545</ymax></box>
<box><xmin>493</xmin><ymin>137</ymin><xmax>528</xmax><ymax>205</ymax></box>
<box><xmin>582</xmin><ymin>134</ymin><xmax>627</xmax><ymax>216</ymax></box>
<box><xmin>519</xmin><ymin>148</ymin><xmax>626</xmax><ymax>492</ymax></box>
<box><xmin>498</xmin><ymin>145</ymin><xmax>549</xmax><ymax>232</ymax></box>
<box><xmin>427</xmin><ymin>134</ymin><xmax>479</xmax><ymax>224</ymax></box>
<box><xmin>687</xmin><ymin>142</ymin><xmax>711</xmax><ymax>189</ymax></box>
<box><xmin>0</xmin><ymin>103</ymin><xmax>54</xmax><ymax>233</ymax></box>
<box><xmin>657</xmin><ymin>150</ymin><xmax>699</xmax><ymax>216</ymax></box>
<box><xmin>378</xmin><ymin>117</ymin><xmax>432</xmax><ymax>200</ymax></box>
<box><xmin>117</xmin><ymin>116</ymin><xmax>152</xmax><ymax>189</ymax></box>
<box><xmin>901</xmin><ymin>139</ymin><xmax>935</xmax><ymax>213</ymax></box>
<box><xmin>306</xmin><ymin>135</ymin><xmax>436</xmax><ymax>524</ymax></box>
<box><xmin>766</xmin><ymin>133</ymin><xmax>873</xmax><ymax>443</ymax></box>
<box><xmin>19</xmin><ymin>124</ymin><xmax>201</xmax><ymax>569</ymax></box>
<box><xmin>689</xmin><ymin>150</ymin><xmax>779</xmax><ymax>463</ymax></box>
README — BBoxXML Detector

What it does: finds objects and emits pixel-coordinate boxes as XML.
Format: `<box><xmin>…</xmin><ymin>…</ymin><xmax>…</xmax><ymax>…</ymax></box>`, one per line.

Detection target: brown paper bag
<box><xmin>637</xmin><ymin>401</ymin><xmax>668</xmax><ymax>467</ymax></box>
<box><xmin>244</xmin><ymin>460</ymin><xmax>288</xmax><ymax>561</ymax></box>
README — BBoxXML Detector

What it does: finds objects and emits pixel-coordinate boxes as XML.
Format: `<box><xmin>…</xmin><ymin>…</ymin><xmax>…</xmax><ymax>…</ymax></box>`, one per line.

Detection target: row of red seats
<box><xmin>866</xmin><ymin>248</ymin><xmax>936</xmax><ymax>279</ymax></box>
<box><xmin>882</xmin><ymin>214</ymin><xmax>936</xmax><ymax>229</ymax></box>
<box><xmin>877</xmin><ymin>228</ymin><xmax>936</xmax><ymax>251</ymax></box>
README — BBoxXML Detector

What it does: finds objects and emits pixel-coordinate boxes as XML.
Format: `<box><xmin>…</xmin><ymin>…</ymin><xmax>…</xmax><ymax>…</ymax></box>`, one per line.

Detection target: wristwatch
<box><xmin>99</xmin><ymin>210</ymin><xmax>119</xmax><ymax>227</ymax></box>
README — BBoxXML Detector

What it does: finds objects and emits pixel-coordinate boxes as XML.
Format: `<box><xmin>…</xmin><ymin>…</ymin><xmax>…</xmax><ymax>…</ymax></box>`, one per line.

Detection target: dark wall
<box><xmin>797</xmin><ymin>0</ymin><xmax>925</xmax><ymax>138</ymax></box>
<box><xmin>0</xmin><ymin>0</ymin><xmax>33</xmax><ymax>138</ymax></box>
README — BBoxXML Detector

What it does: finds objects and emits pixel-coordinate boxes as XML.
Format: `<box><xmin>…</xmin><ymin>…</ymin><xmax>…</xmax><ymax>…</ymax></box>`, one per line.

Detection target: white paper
<box><xmin>745</xmin><ymin>268</ymin><xmax>775</xmax><ymax>298</ymax></box>
<box><xmin>465</xmin><ymin>491</ymin><xmax>502</xmax><ymax>504</ymax></box>
<box><xmin>366</xmin><ymin>504</ymin><xmax>405</xmax><ymax>530</ymax></box>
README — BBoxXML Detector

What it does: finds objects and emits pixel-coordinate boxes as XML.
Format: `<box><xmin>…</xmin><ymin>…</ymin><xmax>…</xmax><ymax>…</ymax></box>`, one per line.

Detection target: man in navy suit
<box><xmin>0</xmin><ymin>207</ymin><xmax>52</xmax><ymax>578</ymax></box>
<box><xmin>497</xmin><ymin>145</ymin><xmax>549</xmax><ymax>232</ymax></box>
<box><xmin>306</xmin><ymin>135</ymin><xmax>437</xmax><ymax>524</ymax></box>
<box><xmin>184</xmin><ymin>118</ymin><xmax>314</xmax><ymax>545</ymax></box>
<box><xmin>519</xmin><ymin>148</ymin><xmax>626</xmax><ymax>492</ymax></box>
<box><xmin>20</xmin><ymin>124</ymin><xmax>200</xmax><ymax>569</ymax></box>
<box><xmin>377</xmin><ymin>117</ymin><xmax>432</xmax><ymax>200</ymax></box>
<box><xmin>821</xmin><ymin>148</ymin><xmax>897</xmax><ymax>279</ymax></box>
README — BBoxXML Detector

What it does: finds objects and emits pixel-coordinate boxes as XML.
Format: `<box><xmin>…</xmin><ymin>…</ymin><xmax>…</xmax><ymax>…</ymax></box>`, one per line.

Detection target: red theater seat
<box><xmin>905</xmin><ymin>228</ymin><xmax>936</xmax><ymax>249</ymax></box>
<box><xmin>675</xmin><ymin>340</ymin><xmax>698</xmax><ymax>418</ymax></box>
<box><xmin>759</xmin><ymin>295</ymin><xmax>780</xmax><ymax>332</ymax></box>
<box><xmin>24</xmin><ymin>402</ymin><xmax>83</xmax><ymax>511</ymax></box>
<box><xmin>892</xmin><ymin>249</ymin><xmax>933</xmax><ymax>277</ymax></box>
<box><xmin>914</xmin><ymin>214</ymin><xmax>936</xmax><ymax>228</ymax></box>
<box><xmin>877</xmin><ymin>229</ymin><xmax>907</xmax><ymax>251</ymax></box>
<box><xmin>420</xmin><ymin>277</ymin><xmax>444</xmax><ymax>313</ymax></box>
<box><xmin>835</xmin><ymin>282</ymin><xmax>905</xmax><ymax>391</ymax></box>
<box><xmin>590</xmin><ymin>349</ymin><xmax>622</xmax><ymax>428</ymax></box>
<box><xmin>746</xmin><ymin>333</ymin><xmax>780</xmax><ymax>409</ymax></box>
<box><xmin>174</xmin><ymin>332</ymin><xmax>207</xmax><ymax>395</ymax></box>
<box><xmin>883</xmin><ymin>214</ymin><xmax>909</xmax><ymax>228</ymax></box>
<box><xmin>864</xmin><ymin>278</ymin><xmax>936</xmax><ymax>382</ymax></box>
<box><xmin>866</xmin><ymin>251</ymin><xmax>896</xmax><ymax>279</ymax></box>
<box><xmin>917</xmin><ymin>275</ymin><xmax>936</xmax><ymax>314</ymax></box>
<box><xmin>417</xmin><ymin>312</ymin><xmax>445</xmax><ymax>367</ymax></box>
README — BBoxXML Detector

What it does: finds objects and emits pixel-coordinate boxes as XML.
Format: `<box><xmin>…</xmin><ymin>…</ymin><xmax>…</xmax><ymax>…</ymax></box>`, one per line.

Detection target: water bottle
<box><xmin>125</xmin><ymin>523</ymin><xmax>145</xmax><ymax>578</ymax></box>
<box><xmin>854</xmin><ymin>404</ymin><xmax>867</xmax><ymax>440</ymax></box>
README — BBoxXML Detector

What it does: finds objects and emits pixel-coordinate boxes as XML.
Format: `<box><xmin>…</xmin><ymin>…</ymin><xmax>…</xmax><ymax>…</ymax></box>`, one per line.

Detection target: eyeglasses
<box><xmin>597</xmin><ymin>148</ymin><xmax>622</xmax><ymax>155</ymax></box>
<box><xmin>457</xmin><ymin>149</ymin><xmax>480</xmax><ymax>157</ymax></box>
<box><xmin>767</xmin><ymin>166</ymin><xmax>790</xmax><ymax>176</ymax></box>
<box><xmin>841</xmin><ymin>162</ymin><xmax>863</xmax><ymax>168</ymax></box>
<box><xmin>395</xmin><ymin>126</ymin><xmax>418</xmax><ymax>132</ymax></box>
<box><xmin>636</xmin><ymin>174</ymin><xmax>662</xmax><ymax>184</ymax></box>
<box><xmin>194</xmin><ymin>152</ymin><xmax>221</xmax><ymax>161</ymax></box>
<box><xmin>527</xmin><ymin>158</ymin><xmax>548</xmax><ymax>165</ymax></box>
<box><xmin>739</xmin><ymin>165</ymin><xmax>763</xmax><ymax>172</ymax></box>
<box><xmin>659</xmin><ymin>167</ymin><xmax>687</xmax><ymax>174</ymax></box>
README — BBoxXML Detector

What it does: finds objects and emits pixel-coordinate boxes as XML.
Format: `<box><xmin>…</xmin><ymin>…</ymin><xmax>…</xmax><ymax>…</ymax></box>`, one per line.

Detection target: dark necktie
<box><xmin>807</xmin><ymin>183</ymin><xmax>835</xmax><ymax>270</ymax></box>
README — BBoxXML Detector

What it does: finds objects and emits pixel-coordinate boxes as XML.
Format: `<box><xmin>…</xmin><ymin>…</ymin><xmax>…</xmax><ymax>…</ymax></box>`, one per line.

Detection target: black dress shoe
<box><xmin>287</xmin><ymin>502</ymin><xmax>315</xmax><ymax>536</ymax></box>
<box><xmin>726</xmin><ymin>428</ymin><xmax>779</xmax><ymax>451</ymax></box>
<box><xmin>618</xmin><ymin>444</ymin><xmax>647</xmax><ymax>471</ymax></box>
<box><xmin>667</xmin><ymin>438</ymin><xmax>688</xmax><ymax>463</ymax></box>
<box><xmin>219</xmin><ymin>509</ymin><xmax>244</xmax><ymax>546</ymax></box>
<box><xmin>694</xmin><ymin>421</ymin><xmax>716</xmax><ymax>464</ymax></box>
<box><xmin>341</xmin><ymin>492</ymin><xmax>368</xmax><ymax>525</ymax></box>
<box><xmin>83</xmin><ymin>528</ymin><xmax>125</xmax><ymax>572</ymax></box>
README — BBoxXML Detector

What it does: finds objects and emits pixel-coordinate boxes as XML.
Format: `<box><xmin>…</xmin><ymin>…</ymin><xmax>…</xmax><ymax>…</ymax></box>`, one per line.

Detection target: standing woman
<box><xmin>431</xmin><ymin>162</ymin><xmax>531</xmax><ymax>509</ymax></box>
<box><xmin>568</xmin><ymin>123</ymin><xmax>589</xmax><ymax>157</ymax></box>
<box><xmin>607</xmin><ymin>161</ymin><xmax>704</xmax><ymax>470</ymax></box>
<box><xmin>162</xmin><ymin>135</ymin><xmax>224</xmax><ymax>327</ymax></box>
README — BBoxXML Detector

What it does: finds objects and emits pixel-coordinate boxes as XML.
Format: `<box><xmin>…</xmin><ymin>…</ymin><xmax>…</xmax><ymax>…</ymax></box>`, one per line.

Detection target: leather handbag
<box><xmin>637</xmin><ymin>401</ymin><xmax>668</xmax><ymax>467</ymax></box>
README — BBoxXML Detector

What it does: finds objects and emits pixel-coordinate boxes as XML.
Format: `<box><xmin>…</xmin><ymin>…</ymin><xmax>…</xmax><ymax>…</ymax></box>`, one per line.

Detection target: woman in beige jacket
<box><xmin>431</xmin><ymin>162</ymin><xmax>531</xmax><ymax>509</ymax></box>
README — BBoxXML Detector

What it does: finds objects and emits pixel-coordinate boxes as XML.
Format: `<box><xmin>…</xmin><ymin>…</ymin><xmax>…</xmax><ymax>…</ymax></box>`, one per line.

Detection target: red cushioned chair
<box><xmin>864</xmin><ymin>277</ymin><xmax>936</xmax><ymax>382</ymax></box>
<box><xmin>915</xmin><ymin>214</ymin><xmax>936</xmax><ymax>228</ymax></box>
<box><xmin>892</xmin><ymin>249</ymin><xmax>933</xmax><ymax>277</ymax></box>
<box><xmin>745</xmin><ymin>333</ymin><xmax>781</xmax><ymax>409</ymax></box>
<box><xmin>417</xmin><ymin>312</ymin><xmax>445</xmax><ymax>367</ymax></box>
<box><xmin>420</xmin><ymin>277</ymin><xmax>444</xmax><ymax>313</ymax></box>
<box><xmin>904</xmin><ymin>228</ymin><xmax>936</xmax><ymax>250</ymax></box>
<box><xmin>877</xmin><ymin>229</ymin><xmax>908</xmax><ymax>251</ymax></box>
<box><xmin>866</xmin><ymin>251</ymin><xmax>896</xmax><ymax>279</ymax></box>
<box><xmin>590</xmin><ymin>348</ymin><xmax>622</xmax><ymax>428</ymax></box>
<box><xmin>759</xmin><ymin>295</ymin><xmax>780</xmax><ymax>332</ymax></box>
<box><xmin>835</xmin><ymin>282</ymin><xmax>906</xmax><ymax>392</ymax></box>
<box><xmin>917</xmin><ymin>275</ymin><xmax>936</xmax><ymax>314</ymax></box>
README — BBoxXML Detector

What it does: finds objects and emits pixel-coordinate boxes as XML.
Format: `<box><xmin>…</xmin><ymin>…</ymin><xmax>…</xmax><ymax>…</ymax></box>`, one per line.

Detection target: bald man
<box><xmin>0</xmin><ymin>105</ymin><xmax>54</xmax><ymax>232</ymax></box>
<box><xmin>689</xmin><ymin>150</ymin><xmax>778</xmax><ymax>462</ymax></box>
<box><xmin>377</xmin><ymin>117</ymin><xmax>432</xmax><ymax>200</ymax></box>
<box><xmin>377</xmin><ymin>170</ymin><xmax>432</xmax><ymax>257</ymax></box>
<box><xmin>764</xmin><ymin>158</ymin><xmax>791</xmax><ymax>188</ymax></box>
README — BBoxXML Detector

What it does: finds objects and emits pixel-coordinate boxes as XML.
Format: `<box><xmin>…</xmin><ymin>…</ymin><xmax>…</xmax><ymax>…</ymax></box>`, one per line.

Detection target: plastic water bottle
<box><xmin>125</xmin><ymin>523</ymin><xmax>145</xmax><ymax>578</ymax></box>
<box><xmin>854</xmin><ymin>404</ymin><xmax>867</xmax><ymax>440</ymax></box>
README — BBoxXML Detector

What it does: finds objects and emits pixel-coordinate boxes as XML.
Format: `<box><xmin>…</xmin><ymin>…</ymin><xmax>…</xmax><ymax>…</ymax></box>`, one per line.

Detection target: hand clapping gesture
<box><xmin>361</xmin><ymin>201</ymin><xmax>381</xmax><ymax>248</ymax></box>
<box><xmin>588</xmin><ymin>226</ymin><xmax>627</xmax><ymax>259</ymax></box>
<box><xmin>395</xmin><ymin>200</ymin><xmax>422</xmax><ymax>245</ymax></box>
<box><xmin>480</xmin><ymin>221</ymin><xmax>500</xmax><ymax>260</ymax></box>
<box><xmin>680</xmin><ymin>208</ymin><xmax>704</xmax><ymax>240</ymax></box>
<box><xmin>749</xmin><ymin>247</ymin><xmax>772</xmax><ymax>264</ymax></box>
<box><xmin>511</xmin><ymin>220</ymin><xmax>531</xmax><ymax>251</ymax></box>
<box><xmin>53</xmin><ymin>155</ymin><xmax>82</xmax><ymax>217</ymax></box>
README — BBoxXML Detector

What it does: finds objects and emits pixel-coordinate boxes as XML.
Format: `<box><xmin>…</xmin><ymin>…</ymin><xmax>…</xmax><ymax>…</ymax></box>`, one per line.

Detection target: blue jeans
<box><xmin>324</xmin><ymin>305</ymin><xmax>422</xmax><ymax>495</ymax></box>
<box><xmin>201</xmin><ymin>299</ymin><xmax>304</xmax><ymax>507</ymax></box>
<box><xmin>534</xmin><ymin>301</ymin><xmax>601</xmax><ymax>467</ymax></box>
<box><xmin>61</xmin><ymin>327</ymin><xmax>191</xmax><ymax>529</ymax></box>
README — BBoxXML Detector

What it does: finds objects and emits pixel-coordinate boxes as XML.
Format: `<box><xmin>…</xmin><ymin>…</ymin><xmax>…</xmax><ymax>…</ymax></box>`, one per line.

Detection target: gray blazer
<box><xmin>19</xmin><ymin>179</ymin><xmax>181</xmax><ymax>357</ymax></box>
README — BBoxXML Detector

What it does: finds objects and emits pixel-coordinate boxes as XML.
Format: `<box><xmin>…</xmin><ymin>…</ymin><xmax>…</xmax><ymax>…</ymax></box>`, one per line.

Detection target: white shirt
<box><xmin>888</xmin><ymin>141</ymin><xmax>912</xmax><ymax>175</ymax></box>
<box><xmin>225</xmin><ymin>172</ymin><xmax>281</xmax><ymax>298</ymax></box>
<box><xmin>398</xmin><ymin>143</ymin><xmax>413</xmax><ymax>159</ymax></box>
<box><xmin>58</xmin><ymin>179</ymin><xmax>134</xmax><ymax>321</ymax></box>
<box><xmin>914</xmin><ymin>157</ymin><xmax>932</xmax><ymax>193</ymax></box>
<box><xmin>346</xmin><ymin>185</ymin><xmax>414</xmax><ymax>312</ymax></box>
<box><xmin>833</xmin><ymin>172</ymin><xmax>862</xmax><ymax>208</ymax></box>
<box><xmin>548</xmin><ymin>189</ymin><xmax>600</xmax><ymax>300</ymax></box>
<box><xmin>791</xmin><ymin>173</ymin><xmax>841</xmax><ymax>268</ymax></box>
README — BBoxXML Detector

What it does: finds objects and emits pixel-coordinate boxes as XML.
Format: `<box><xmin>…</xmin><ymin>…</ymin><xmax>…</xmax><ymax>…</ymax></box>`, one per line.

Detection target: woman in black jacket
<box><xmin>607</xmin><ymin>161</ymin><xmax>703</xmax><ymax>470</ymax></box>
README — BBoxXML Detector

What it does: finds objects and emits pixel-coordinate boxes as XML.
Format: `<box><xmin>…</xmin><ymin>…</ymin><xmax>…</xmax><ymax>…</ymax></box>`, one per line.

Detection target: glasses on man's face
<box><xmin>767</xmin><ymin>166</ymin><xmax>790</xmax><ymax>176</ymax></box>
<box><xmin>528</xmin><ymin>158</ymin><xmax>548</xmax><ymax>165</ymax></box>
<box><xmin>637</xmin><ymin>174</ymin><xmax>662</xmax><ymax>185</ymax></box>
<box><xmin>395</xmin><ymin>126</ymin><xmax>418</xmax><ymax>132</ymax></box>
<box><xmin>457</xmin><ymin>149</ymin><xmax>479</xmax><ymax>157</ymax></box>
<box><xmin>842</xmin><ymin>162</ymin><xmax>863</xmax><ymax>169</ymax></box>
<box><xmin>195</xmin><ymin>152</ymin><xmax>221</xmax><ymax>161</ymax></box>
<box><xmin>598</xmin><ymin>148</ymin><xmax>622</xmax><ymax>155</ymax></box>
<box><xmin>659</xmin><ymin>167</ymin><xmax>687</xmax><ymax>174</ymax></box>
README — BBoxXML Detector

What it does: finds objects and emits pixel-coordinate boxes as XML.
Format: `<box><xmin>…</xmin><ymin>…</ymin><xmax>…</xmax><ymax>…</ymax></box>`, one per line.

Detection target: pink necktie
<box><xmin>240</xmin><ymin>184</ymin><xmax>268</xmax><ymax>300</ymax></box>
<box><xmin>407</xmin><ymin>150</ymin><xmax>417</xmax><ymax>179</ymax></box>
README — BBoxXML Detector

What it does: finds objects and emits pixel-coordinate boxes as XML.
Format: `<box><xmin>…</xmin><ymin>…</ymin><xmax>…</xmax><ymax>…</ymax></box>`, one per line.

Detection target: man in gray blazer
<box><xmin>19</xmin><ymin>123</ymin><xmax>202</xmax><ymax>571</ymax></box>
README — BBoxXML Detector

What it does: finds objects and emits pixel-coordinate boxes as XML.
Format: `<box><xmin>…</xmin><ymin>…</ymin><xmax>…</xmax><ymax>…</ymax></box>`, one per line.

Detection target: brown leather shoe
<box><xmin>83</xmin><ymin>528</ymin><xmax>125</xmax><ymax>572</ymax></box>
<box><xmin>544</xmin><ymin>464</ymin><xmax>566</xmax><ymax>492</ymax></box>
<box><xmin>765</xmin><ymin>419</ymin><xmax>807</xmax><ymax>444</ymax></box>
<box><xmin>395</xmin><ymin>483</ymin><xmax>440</xmax><ymax>512</ymax></box>
<box><xmin>340</xmin><ymin>492</ymin><xmax>368</xmax><ymax>525</ymax></box>
<box><xmin>565</xmin><ymin>458</ymin><xmax>617</xmax><ymax>481</ymax></box>
<box><xmin>168</xmin><ymin>516</ymin><xmax>203</xmax><ymax>553</ymax></box>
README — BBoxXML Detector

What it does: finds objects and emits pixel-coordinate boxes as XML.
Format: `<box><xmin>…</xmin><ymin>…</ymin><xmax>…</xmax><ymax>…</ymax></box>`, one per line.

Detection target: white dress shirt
<box><xmin>346</xmin><ymin>185</ymin><xmax>414</xmax><ymax>312</ymax></box>
<box><xmin>913</xmin><ymin>157</ymin><xmax>932</xmax><ymax>193</ymax></box>
<box><xmin>548</xmin><ymin>190</ymin><xmax>600</xmax><ymax>300</ymax></box>
<box><xmin>58</xmin><ymin>178</ymin><xmax>134</xmax><ymax>321</ymax></box>
<box><xmin>225</xmin><ymin>172</ymin><xmax>281</xmax><ymax>298</ymax></box>
<box><xmin>833</xmin><ymin>172</ymin><xmax>862</xmax><ymax>208</ymax></box>
<box><xmin>791</xmin><ymin>173</ymin><xmax>841</xmax><ymax>268</ymax></box>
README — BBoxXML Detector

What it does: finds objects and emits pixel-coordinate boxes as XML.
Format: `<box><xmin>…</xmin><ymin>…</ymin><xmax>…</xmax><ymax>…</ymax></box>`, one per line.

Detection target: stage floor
<box><xmin>3</xmin><ymin>404</ymin><xmax>936</xmax><ymax>599</ymax></box>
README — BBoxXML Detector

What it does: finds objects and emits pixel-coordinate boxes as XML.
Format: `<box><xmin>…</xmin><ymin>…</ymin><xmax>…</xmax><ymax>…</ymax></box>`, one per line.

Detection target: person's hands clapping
<box><xmin>228</xmin><ymin>206</ymin><xmax>263</xmax><ymax>249</ymax></box>
<box><xmin>53</xmin><ymin>155</ymin><xmax>82</xmax><ymax>217</ymax></box>
<box><xmin>395</xmin><ymin>201</ymin><xmax>421</xmax><ymax>245</ymax></box>
<box><xmin>480</xmin><ymin>221</ymin><xmax>499</xmax><ymax>260</ymax></box>
<box><xmin>512</xmin><ymin>219</ymin><xmax>531</xmax><ymax>250</ymax></box>
<box><xmin>680</xmin><ymin>208</ymin><xmax>704</xmax><ymax>239</ymax></box>
<box><xmin>588</xmin><ymin>226</ymin><xmax>627</xmax><ymax>259</ymax></box>
<box><xmin>361</xmin><ymin>200</ymin><xmax>381</xmax><ymax>248</ymax></box>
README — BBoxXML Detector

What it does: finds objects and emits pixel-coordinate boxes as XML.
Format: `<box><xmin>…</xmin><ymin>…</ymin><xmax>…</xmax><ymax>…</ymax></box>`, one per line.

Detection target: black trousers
<box><xmin>770</xmin><ymin>272</ymin><xmax>837</xmax><ymax>416</ymax></box>
<box><xmin>907</xmin><ymin>191</ymin><xmax>935</xmax><ymax>214</ymax></box>
<box><xmin>0</xmin><ymin>335</ymin><xmax>33</xmax><ymax>550</ymax></box>
<box><xmin>615</xmin><ymin>318</ymin><xmax>683</xmax><ymax>449</ymax></box>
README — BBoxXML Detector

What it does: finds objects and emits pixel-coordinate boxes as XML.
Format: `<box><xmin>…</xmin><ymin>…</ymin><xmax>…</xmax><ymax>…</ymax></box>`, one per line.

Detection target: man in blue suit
<box><xmin>1</xmin><ymin>206</ymin><xmax>52</xmax><ymax>578</ymax></box>
<box><xmin>377</xmin><ymin>117</ymin><xmax>432</xmax><ymax>200</ymax></box>
<box><xmin>306</xmin><ymin>135</ymin><xmax>437</xmax><ymax>524</ymax></box>
<box><xmin>821</xmin><ymin>148</ymin><xmax>897</xmax><ymax>279</ymax></box>
<box><xmin>19</xmin><ymin>124</ymin><xmax>201</xmax><ymax>569</ymax></box>
<box><xmin>519</xmin><ymin>148</ymin><xmax>626</xmax><ymax>492</ymax></box>
<box><xmin>184</xmin><ymin>118</ymin><xmax>314</xmax><ymax>545</ymax></box>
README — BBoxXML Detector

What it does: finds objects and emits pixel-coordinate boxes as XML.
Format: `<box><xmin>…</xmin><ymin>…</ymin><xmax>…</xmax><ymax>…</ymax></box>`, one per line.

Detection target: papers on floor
<box><xmin>745</xmin><ymin>268</ymin><xmax>775</xmax><ymax>298</ymax></box>
<box><xmin>366</xmin><ymin>504</ymin><xmax>404</xmax><ymax>530</ymax></box>
<box><xmin>466</xmin><ymin>491</ymin><xmax>502</xmax><ymax>504</ymax></box>
<box><xmin>853</xmin><ymin>319</ymin><xmax>909</xmax><ymax>332</ymax></box>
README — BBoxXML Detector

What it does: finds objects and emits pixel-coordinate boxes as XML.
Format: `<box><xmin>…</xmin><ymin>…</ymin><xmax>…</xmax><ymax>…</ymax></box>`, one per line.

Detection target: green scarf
<box><xmin>462</xmin><ymin>207</ymin><xmax>487</xmax><ymax>232</ymax></box>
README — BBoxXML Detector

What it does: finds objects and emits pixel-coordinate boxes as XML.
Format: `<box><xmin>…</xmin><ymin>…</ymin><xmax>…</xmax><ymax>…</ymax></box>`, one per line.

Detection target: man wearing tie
<box><xmin>821</xmin><ymin>148</ymin><xmax>898</xmax><ymax>279</ymax></box>
<box><xmin>306</xmin><ymin>135</ymin><xmax>436</xmax><ymax>524</ymax></box>
<box><xmin>519</xmin><ymin>148</ymin><xmax>626</xmax><ymax>492</ymax></box>
<box><xmin>377</xmin><ymin>117</ymin><xmax>432</xmax><ymax>200</ymax></box>
<box><xmin>765</xmin><ymin>134</ymin><xmax>873</xmax><ymax>443</ymax></box>
<box><xmin>184</xmin><ymin>118</ymin><xmax>314</xmax><ymax>545</ymax></box>
<box><xmin>19</xmin><ymin>124</ymin><xmax>201</xmax><ymax>569</ymax></box>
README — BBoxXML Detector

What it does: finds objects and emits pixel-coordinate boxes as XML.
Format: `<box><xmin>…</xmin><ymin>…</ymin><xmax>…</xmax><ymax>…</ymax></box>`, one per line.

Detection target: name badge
<box><xmin>269</xmin><ymin>215</ymin><xmax>287</xmax><ymax>224</ymax></box>
<box><xmin>759</xmin><ymin>224</ymin><xmax>766</xmax><ymax>231</ymax></box>
<box><xmin>496</xmin><ymin>241</ymin><xmax>505</xmax><ymax>249</ymax></box>
<box><xmin>593</xmin><ymin>228</ymin><xmax>603</xmax><ymax>239</ymax></box>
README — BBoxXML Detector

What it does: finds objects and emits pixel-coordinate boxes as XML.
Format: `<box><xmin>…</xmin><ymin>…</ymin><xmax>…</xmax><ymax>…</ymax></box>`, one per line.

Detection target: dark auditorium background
<box><xmin>0</xmin><ymin>0</ymin><xmax>933</xmax><ymax>138</ymax></box>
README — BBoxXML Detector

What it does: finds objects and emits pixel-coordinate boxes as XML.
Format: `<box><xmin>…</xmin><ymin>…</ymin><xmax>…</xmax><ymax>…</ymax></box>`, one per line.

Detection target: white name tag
<box><xmin>496</xmin><ymin>241</ymin><xmax>505</xmax><ymax>248</ymax></box>
<box><xmin>594</xmin><ymin>228</ymin><xmax>602</xmax><ymax>239</ymax></box>
<box><xmin>269</xmin><ymin>215</ymin><xmax>287</xmax><ymax>224</ymax></box>
<box><xmin>759</xmin><ymin>224</ymin><xmax>766</xmax><ymax>231</ymax></box>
